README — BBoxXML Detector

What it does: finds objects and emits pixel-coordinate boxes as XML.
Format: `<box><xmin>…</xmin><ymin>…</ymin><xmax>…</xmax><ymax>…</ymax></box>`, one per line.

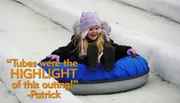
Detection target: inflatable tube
<box><xmin>38</xmin><ymin>55</ymin><xmax>149</xmax><ymax>95</ymax></box>
<box><xmin>70</xmin><ymin>72</ymin><xmax>149</xmax><ymax>95</ymax></box>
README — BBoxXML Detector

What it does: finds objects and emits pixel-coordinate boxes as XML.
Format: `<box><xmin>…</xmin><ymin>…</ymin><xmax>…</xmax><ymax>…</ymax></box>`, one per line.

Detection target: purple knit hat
<box><xmin>79</xmin><ymin>12</ymin><xmax>110</xmax><ymax>56</ymax></box>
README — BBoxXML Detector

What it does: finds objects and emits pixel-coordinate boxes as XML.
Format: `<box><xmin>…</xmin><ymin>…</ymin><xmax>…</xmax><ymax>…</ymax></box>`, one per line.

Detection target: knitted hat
<box><xmin>73</xmin><ymin>12</ymin><xmax>111</xmax><ymax>56</ymax></box>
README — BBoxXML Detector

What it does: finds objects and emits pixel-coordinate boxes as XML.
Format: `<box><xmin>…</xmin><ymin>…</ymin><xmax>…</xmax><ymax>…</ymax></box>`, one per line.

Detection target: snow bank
<box><xmin>13</xmin><ymin>0</ymin><xmax>180</xmax><ymax>87</ymax></box>
<box><xmin>0</xmin><ymin>39</ymin><xmax>82</xmax><ymax>103</ymax></box>
<box><xmin>116</xmin><ymin>33</ymin><xmax>180</xmax><ymax>86</ymax></box>
<box><xmin>14</xmin><ymin>0</ymin><xmax>82</xmax><ymax>32</ymax></box>
<box><xmin>114</xmin><ymin>0</ymin><xmax>180</xmax><ymax>23</ymax></box>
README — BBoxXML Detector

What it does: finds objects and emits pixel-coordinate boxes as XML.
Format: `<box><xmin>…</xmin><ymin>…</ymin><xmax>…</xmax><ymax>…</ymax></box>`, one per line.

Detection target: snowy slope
<box><xmin>0</xmin><ymin>0</ymin><xmax>180</xmax><ymax>103</ymax></box>
<box><xmin>14</xmin><ymin>0</ymin><xmax>180</xmax><ymax>87</ymax></box>
<box><xmin>0</xmin><ymin>39</ymin><xmax>82</xmax><ymax>103</ymax></box>
<box><xmin>0</xmin><ymin>0</ymin><xmax>82</xmax><ymax>103</ymax></box>
<box><xmin>77</xmin><ymin>73</ymin><xmax>180</xmax><ymax>103</ymax></box>
<box><xmin>115</xmin><ymin>0</ymin><xmax>180</xmax><ymax>23</ymax></box>
<box><xmin>62</xmin><ymin>0</ymin><xmax>180</xmax><ymax>46</ymax></box>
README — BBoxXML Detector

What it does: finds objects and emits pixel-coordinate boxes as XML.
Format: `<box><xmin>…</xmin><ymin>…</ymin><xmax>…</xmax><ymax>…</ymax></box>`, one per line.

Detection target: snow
<box><xmin>77</xmin><ymin>73</ymin><xmax>180</xmax><ymax>103</ymax></box>
<box><xmin>62</xmin><ymin>0</ymin><xmax>180</xmax><ymax>46</ymax></box>
<box><xmin>0</xmin><ymin>39</ymin><xmax>82</xmax><ymax>103</ymax></box>
<box><xmin>114</xmin><ymin>0</ymin><xmax>180</xmax><ymax>23</ymax></box>
<box><xmin>0</xmin><ymin>0</ymin><xmax>180</xmax><ymax>103</ymax></box>
<box><xmin>0</xmin><ymin>80</ymin><xmax>20</xmax><ymax>103</ymax></box>
<box><xmin>14</xmin><ymin>0</ymin><xmax>180</xmax><ymax>87</ymax></box>
<box><xmin>117</xmin><ymin>33</ymin><xmax>180</xmax><ymax>86</ymax></box>
<box><xmin>0</xmin><ymin>1</ymin><xmax>82</xmax><ymax>103</ymax></box>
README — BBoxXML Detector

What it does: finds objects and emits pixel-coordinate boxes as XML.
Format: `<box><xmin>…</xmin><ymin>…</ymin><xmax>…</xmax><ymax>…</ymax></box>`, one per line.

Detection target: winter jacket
<box><xmin>51</xmin><ymin>35</ymin><xmax>132</xmax><ymax>64</ymax></box>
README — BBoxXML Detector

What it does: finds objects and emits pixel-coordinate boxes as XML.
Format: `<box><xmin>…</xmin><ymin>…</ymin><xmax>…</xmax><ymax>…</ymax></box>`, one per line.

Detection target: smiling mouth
<box><xmin>91</xmin><ymin>34</ymin><xmax>98</xmax><ymax>36</ymax></box>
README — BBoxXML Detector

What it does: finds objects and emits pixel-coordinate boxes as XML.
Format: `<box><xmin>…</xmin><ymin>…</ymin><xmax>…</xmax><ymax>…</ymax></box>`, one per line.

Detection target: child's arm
<box><xmin>109</xmin><ymin>39</ymin><xmax>134</xmax><ymax>58</ymax></box>
<box><xmin>50</xmin><ymin>35</ymin><xmax>77</xmax><ymax>62</ymax></box>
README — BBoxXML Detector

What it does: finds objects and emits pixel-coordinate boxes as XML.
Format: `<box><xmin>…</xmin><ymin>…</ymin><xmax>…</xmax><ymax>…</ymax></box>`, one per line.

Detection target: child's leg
<box><xmin>100</xmin><ymin>44</ymin><xmax>115</xmax><ymax>72</ymax></box>
<box><xmin>87</xmin><ymin>43</ymin><xmax>98</xmax><ymax>70</ymax></box>
<box><xmin>100</xmin><ymin>43</ymin><xmax>130</xmax><ymax>71</ymax></box>
<box><xmin>104</xmin><ymin>46</ymin><xmax>115</xmax><ymax>71</ymax></box>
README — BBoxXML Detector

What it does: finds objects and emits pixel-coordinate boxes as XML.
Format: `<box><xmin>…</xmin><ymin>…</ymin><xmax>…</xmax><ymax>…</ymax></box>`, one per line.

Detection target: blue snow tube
<box><xmin>38</xmin><ymin>55</ymin><xmax>149</xmax><ymax>94</ymax></box>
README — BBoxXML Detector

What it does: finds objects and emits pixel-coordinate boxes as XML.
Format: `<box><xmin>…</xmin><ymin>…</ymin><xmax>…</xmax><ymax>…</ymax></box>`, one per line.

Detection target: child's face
<box><xmin>87</xmin><ymin>26</ymin><xmax>101</xmax><ymax>40</ymax></box>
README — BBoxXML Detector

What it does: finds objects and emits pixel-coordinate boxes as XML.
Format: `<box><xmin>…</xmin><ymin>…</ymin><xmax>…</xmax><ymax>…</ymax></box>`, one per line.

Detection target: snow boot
<box><xmin>103</xmin><ymin>46</ymin><xmax>115</xmax><ymax>72</ymax></box>
<box><xmin>87</xmin><ymin>43</ymin><xmax>98</xmax><ymax>70</ymax></box>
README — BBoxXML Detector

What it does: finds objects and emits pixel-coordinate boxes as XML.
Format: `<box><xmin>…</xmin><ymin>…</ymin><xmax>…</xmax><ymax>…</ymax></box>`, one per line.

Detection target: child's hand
<box><xmin>127</xmin><ymin>48</ymin><xmax>137</xmax><ymax>55</ymax></box>
<box><xmin>46</xmin><ymin>54</ymin><xmax>60</xmax><ymax>62</ymax></box>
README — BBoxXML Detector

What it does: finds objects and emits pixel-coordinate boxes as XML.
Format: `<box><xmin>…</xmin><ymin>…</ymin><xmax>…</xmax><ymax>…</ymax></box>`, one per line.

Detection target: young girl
<box><xmin>45</xmin><ymin>12</ymin><xmax>136</xmax><ymax>71</ymax></box>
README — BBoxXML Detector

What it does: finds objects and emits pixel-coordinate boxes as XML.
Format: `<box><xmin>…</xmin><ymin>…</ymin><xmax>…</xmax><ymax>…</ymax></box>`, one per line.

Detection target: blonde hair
<box><xmin>72</xmin><ymin>32</ymin><xmax>105</xmax><ymax>58</ymax></box>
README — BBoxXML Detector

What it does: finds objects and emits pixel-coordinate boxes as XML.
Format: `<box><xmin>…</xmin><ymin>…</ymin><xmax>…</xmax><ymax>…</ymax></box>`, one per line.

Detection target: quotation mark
<box><xmin>71</xmin><ymin>80</ymin><xmax>78</xmax><ymax>84</ymax></box>
<box><xmin>6</xmin><ymin>58</ymin><xmax>17</xmax><ymax>64</ymax></box>
<box><xmin>6</xmin><ymin>59</ymin><xmax>12</xmax><ymax>63</ymax></box>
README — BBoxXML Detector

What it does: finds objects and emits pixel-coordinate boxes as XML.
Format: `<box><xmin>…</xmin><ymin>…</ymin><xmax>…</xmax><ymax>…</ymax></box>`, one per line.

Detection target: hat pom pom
<box><xmin>101</xmin><ymin>21</ymin><xmax>111</xmax><ymax>35</ymax></box>
<box><xmin>73</xmin><ymin>21</ymin><xmax>81</xmax><ymax>35</ymax></box>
